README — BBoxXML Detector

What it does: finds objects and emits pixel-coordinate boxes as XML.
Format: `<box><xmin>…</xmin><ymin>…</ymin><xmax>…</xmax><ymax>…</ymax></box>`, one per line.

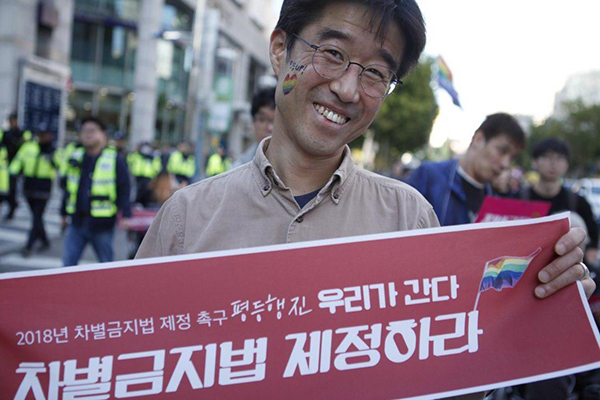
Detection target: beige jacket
<box><xmin>136</xmin><ymin>140</ymin><xmax>439</xmax><ymax>258</ymax></box>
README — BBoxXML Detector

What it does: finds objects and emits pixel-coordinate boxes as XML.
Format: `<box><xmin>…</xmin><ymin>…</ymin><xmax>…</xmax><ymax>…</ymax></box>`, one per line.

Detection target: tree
<box><xmin>529</xmin><ymin>102</ymin><xmax>600</xmax><ymax>176</ymax></box>
<box><xmin>351</xmin><ymin>58</ymin><xmax>439</xmax><ymax>170</ymax></box>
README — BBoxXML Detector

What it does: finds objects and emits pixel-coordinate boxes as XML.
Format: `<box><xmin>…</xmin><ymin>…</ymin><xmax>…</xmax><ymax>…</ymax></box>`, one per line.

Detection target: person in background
<box><xmin>0</xmin><ymin>130</ymin><xmax>11</xmax><ymax>217</ymax></box>
<box><xmin>205</xmin><ymin>144</ymin><xmax>231</xmax><ymax>177</ymax></box>
<box><xmin>166</xmin><ymin>141</ymin><xmax>196</xmax><ymax>185</ymax></box>
<box><xmin>0</xmin><ymin>112</ymin><xmax>32</xmax><ymax>220</ymax></box>
<box><xmin>522</xmin><ymin>138</ymin><xmax>598</xmax><ymax>266</ymax></box>
<box><xmin>112</xmin><ymin>131</ymin><xmax>128</xmax><ymax>157</ymax></box>
<box><xmin>62</xmin><ymin>117</ymin><xmax>131</xmax><ymax>266</ymax></box>
<box><xmin>408</xmin><ymin>113</ymin><xmax>526</xmax><ymax>226</ymax></box>
<box><xmin>231</xmin><ymin>87</ymin><xmax>276</xmax><ymax>168</ymax></box>
<box><xmin>9</xmin><ymin>124</ymin><xmax>59</xmax><ymax>256</ymax></box>
<box><xmin>127</xmin><ymin>142</ymin><xmax>162</xmax><ymax>207</ymax></box>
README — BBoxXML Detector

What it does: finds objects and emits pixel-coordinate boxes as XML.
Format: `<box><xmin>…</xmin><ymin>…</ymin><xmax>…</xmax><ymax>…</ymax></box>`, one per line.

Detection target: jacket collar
<box><xmin>251</xmin><ymin>137</ymin><xmax>356</xmax><ymax>203</ymax></box>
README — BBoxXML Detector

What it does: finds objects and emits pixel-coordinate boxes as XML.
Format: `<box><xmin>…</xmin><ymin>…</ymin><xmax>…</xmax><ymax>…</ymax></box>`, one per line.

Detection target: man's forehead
<box><xmin>302</xmin><ymin>3</ymin><xmax>404</xmax><ymax>65</ymax></box>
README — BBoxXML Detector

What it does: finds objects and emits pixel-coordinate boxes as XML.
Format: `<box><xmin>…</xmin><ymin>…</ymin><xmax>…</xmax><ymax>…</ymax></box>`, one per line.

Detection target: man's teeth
<box><xmin>314</xmin><ymin>104</ymin><xmax>348</xmax><ymax>125</ymax></box>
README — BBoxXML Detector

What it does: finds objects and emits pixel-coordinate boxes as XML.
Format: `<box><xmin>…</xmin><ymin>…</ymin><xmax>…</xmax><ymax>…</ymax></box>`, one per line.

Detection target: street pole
<box><xmin>184</xmin><ymin>0</ymin><xmax>207</xmax><ymax>181</ymax></box>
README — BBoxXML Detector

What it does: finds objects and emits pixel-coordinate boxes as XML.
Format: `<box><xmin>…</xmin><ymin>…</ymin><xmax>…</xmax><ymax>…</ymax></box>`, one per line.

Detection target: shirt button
<box><xmin>296</xmin><ymin>216</ymin><xmax>304</xmax><ymax>223</ymax></box>
<box><xmin>333</xmin><ymin>192</ymin><xmax>340</xmax><ymax>199</ymax></box>
<box><xmin>263</xmin><ymin>184</ymin><xmax>270</xmax><ymax>191</ymax></box>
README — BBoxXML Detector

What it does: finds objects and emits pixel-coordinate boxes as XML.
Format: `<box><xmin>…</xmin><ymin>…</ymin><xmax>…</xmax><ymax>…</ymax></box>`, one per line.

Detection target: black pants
<box><xmin>26</xmin><ymin>197</ymin><xmax>49</xmax><ymax>250</ymax></box>
<box><xmin>7</xmin><ymin>175</ymin><xmax>18</xmax><ymax>214</ymax></box>
<box><xmin>134</xmin><ymin>177</ymin><xmax>152</xmax><ymax>207</ymax></box>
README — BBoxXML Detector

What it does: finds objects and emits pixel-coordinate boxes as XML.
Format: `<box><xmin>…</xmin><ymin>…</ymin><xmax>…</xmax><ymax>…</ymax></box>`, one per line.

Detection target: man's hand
<box><xmin>535</xmin><ymin>227</ymin><xmax>596</xmax><ymax>299</ymax></box>
<box><xmin>61</xmin><ymin>216</ymin><xmax>69</xmax><ymax>234</ymax></box>
<box><xmin>120</xmin><ymin>218</ymin><xmax>132</xmax><ymax>231</ymax></box>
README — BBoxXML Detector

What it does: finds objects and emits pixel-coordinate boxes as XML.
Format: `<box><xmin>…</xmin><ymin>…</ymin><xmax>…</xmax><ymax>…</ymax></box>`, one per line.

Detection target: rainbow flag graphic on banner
<box><xmin>479</xmin><ymin>248</ymin><xmax>542</xmax><ymax>292</ymax></box>
<box><xmin>436</xmin><ymin>56</ymin><xmax>462</xmax><ymax>108</ymax></box>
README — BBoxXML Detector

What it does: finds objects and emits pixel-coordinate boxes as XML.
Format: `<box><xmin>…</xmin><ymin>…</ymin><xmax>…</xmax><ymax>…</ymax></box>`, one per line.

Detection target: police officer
<box><xmin>205</xmin><ymin>144</ymin><xmax>231</xmax><ymax>177</ymax></box>
<box><xmin>127</xmin><ymin>142</ymin><xmax>162</xmax><ymax>206</ymax></box>
<box><xmin>62</xmin><ymin>117</ymin><xmax>132</xmax><ymax>266</ymax></box>
<box><xmin>9</xmin><ymin>124</ymin><xmax>59</xmax><ymax>256</ymax></box>
<box><xmin>0</xmin><ymin>112</ymin><xmax>32</xmax><ymax>219</ymax></box>
<box><xmin>166</xmin><ymin>141</ymin><xmax>196</xmax><ymax>185</ymax></box>
<box><xmin>0</xmin><ymin>133</ymin><xmax>9</xmax><ymax>214</ymax></box>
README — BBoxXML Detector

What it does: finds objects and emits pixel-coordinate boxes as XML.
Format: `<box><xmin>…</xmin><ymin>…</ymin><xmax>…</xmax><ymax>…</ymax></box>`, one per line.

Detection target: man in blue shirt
<box><xmin>408</xmin><ymin>113</ymin><xmax>525</xmax><ymax>226</ymax></box>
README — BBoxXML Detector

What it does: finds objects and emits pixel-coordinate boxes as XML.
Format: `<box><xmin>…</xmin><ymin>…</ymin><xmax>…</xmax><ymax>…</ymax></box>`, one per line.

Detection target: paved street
<box><xmin>0</xmin><ymin>190</ymin><xmax>131</xmax><ymax>274</ymax></box>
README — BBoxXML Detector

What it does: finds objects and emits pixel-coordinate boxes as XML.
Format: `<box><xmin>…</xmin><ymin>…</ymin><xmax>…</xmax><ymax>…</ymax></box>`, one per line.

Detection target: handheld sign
<box><xmin>1</xmin><ymin>213</ymin><xmax>599</xmax><ymax>400</ymax></box>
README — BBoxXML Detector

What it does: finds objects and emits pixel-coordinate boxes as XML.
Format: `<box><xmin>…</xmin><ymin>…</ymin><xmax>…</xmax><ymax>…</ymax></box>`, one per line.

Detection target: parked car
<box><xmin>572</xmin><ymin>178</ymin><xmax>600</xmax><ymax>221</ymax></box>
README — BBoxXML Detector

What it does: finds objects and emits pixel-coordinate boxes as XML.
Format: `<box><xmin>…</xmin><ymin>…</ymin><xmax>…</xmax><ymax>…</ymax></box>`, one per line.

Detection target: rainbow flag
<box><xmin>436</xmin><ymin>56</ymin><xmax>461</xmax><ymax>108</ymax></box>
<box><xmin>479</xmin><ymin>248</ymin><xmax>542</xmax><ymax>292</ymax></box>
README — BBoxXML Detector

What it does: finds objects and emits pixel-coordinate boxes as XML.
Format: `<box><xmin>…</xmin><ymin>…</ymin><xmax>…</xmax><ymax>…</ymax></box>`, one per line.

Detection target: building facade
<box><xmin>0</xmin><ymin>0</ymin><xmax>276</xmax><ymax>164</ymax></box>
<box><xmin>553</xmin><ymin>70</ymin><xmax>600</xmax><ymax>120</ymax></box>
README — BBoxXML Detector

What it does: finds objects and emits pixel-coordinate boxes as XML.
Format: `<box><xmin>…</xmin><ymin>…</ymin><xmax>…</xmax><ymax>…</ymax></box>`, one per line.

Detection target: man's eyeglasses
<box><xmin>292</xmin><ymin>33</ymin><xmax>402</xmax><ymax>98</ymax></box>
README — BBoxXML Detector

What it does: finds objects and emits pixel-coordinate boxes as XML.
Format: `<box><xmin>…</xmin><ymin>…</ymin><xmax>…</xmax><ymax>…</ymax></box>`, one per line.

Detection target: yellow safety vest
<box><xmin>66</xmin><ymin>147</ymin><xmax>118</xmax><ymax>218</ymax></box>
<box><xmin>9</xmin><ymin>141</ymin><xmax>58</xmax><ymax>180</ymax></box>
<box><xmin>59</xmin><ymin>142</ymin><xmax>80</xmax><ymax>177</ymax></box>
<box><xmin>0</xmin><ymin>146</ymin><xmax>8</xmax><ymax>195</ymax></box>
<box><xmin>127</xmin><ymin>152</ymin><xmax>162</xmax><ymax>179</ymax></box>
<box><xmin>206</xmin><ymin>153</ymin><xmax>228</xmax><ymax>177</ymax></box>
<box><xmin>167</xmin><ymin>151</ymin><xmax>196</xmax><ymax>178</ymax></box>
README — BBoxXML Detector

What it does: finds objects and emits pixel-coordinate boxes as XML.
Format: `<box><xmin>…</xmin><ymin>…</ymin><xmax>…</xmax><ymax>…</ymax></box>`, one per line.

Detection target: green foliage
<box><xmin>529</xmin><ymin>102</ymin><xmax>600</xmax><ymax>176</ymax></box>
<box><xmin>351</xmin><ymin>58</ymin><xmax>439</xmax><ymax>169</ymax></box>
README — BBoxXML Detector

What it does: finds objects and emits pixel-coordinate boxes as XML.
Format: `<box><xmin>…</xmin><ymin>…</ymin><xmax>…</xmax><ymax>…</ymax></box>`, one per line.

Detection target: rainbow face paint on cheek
<box><xmin>283</xmin><ymin>74</ymin><xmax>297</xmax><ymax>95</ymax></box>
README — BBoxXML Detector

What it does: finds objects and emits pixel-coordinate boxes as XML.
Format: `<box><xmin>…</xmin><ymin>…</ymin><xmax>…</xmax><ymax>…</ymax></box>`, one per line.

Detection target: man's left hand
<box><xmin>535</xmin><ymin>227</ymin><xmax>596</xmax><ymax>299</ymax></box>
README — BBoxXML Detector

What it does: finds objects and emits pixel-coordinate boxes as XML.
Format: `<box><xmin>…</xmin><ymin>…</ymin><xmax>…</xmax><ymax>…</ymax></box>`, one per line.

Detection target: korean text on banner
<box><xmin>1</xmin><ymin>213</ymin><xmax>600</xmax><ymax>400</ymax></box>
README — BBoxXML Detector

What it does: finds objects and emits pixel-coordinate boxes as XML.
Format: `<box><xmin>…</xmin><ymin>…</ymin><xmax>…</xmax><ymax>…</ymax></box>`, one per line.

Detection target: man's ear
<box><xmin>471</xmin><ymin>130</ymin><xmax>486</xmax><ymax>150</ymax></box>
<box><xmin>270</xmin><ymin>29</ymin><xmax>287</xmax><ymax>76</ymax></box>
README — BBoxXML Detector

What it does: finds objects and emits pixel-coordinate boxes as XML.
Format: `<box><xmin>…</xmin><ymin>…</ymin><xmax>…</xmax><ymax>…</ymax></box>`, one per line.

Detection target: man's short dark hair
<box><xmin>251</xmin><ymin>88</ymin><xmax>276</xmax><ymax>118</ymax></box>
<box><xmin>532</xmin><ymin>137</ymin><xmax>570</xmax><ymax>161</ymax></box>
<box><xmin>9</xmin><ymin>112</ymin><xmax>18</xmax><ymax>120</ymax></box>
<box><xmin>477</xmin><ymin>113</ymin><xmax>526</xmax><ymax>149</ymax></box>
<box><xmin>81</xmin><ymin>116</ymin><xmax>106</xmax><ymax>132</ymax></box>
<box><xmin>275</xmin><ymin>0</ymin><xmax>426</xmax><ymax>79</ymax></box>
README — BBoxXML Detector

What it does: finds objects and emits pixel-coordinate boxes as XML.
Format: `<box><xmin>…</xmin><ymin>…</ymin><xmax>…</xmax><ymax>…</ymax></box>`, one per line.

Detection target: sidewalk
<box><xmin>0</xmin><ymin>194</ymin><xmax>132</xmax><ymax>273</ymax></box>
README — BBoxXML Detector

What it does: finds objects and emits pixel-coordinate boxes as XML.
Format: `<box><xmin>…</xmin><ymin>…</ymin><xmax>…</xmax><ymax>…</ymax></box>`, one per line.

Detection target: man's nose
<box><xmin>329</xmin><ymin>66</ymin><xmax>361</xmax><ymax>103</ymax></box>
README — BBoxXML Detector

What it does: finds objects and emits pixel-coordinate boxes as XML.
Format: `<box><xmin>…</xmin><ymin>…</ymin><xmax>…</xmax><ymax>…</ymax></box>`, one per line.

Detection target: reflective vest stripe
<box><xmin>8</xmin><ymin>142</ymin><xmax>56</xmax><ymax>179</ymax></box>
<box><xmin>0</xmin><ymin>147</ymin><xmax>9</xmax><ymax>195</ymax></box>
<box><xmin>66</xmin><ymin>147</ymin><xmax>118</xmax><ymax>218</ymax></box>
<box><xmin>167</xmin><ymin>151</ymin><xmax>195</xmax><ymax>178</ymax></box>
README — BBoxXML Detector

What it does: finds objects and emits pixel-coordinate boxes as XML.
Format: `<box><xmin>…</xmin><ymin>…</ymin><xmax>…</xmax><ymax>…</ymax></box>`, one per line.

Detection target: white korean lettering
<box><xmin>218</xmin><ymin>338</ymin><xmax>267</xmax><ymax>385</ymax></box>
<box><xmin>165</xmin><ymin>344</ymin><xmax>217</xmax><ymax>392</ymax></box>
<box><xmin>384</xmin><ymin>319</ymin><xmax>418</xmax><ymax>363</ymax></box>
<box><xmin>115</xmin><ymin>350</ymin><xmax>165</xmax><ymax>398</ymax></box>
<box><xmin>283</xmin><ymin>330</ymin><xmax>332</xmax><ymax>377</ymax></box>
<box><xmin>334</xmin><ymin>324</ymin><xmax>381</xmax><ymax>371</ymax></box>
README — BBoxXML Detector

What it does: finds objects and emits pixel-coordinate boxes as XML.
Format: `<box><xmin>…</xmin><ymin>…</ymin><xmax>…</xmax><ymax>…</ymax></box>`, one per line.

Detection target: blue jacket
<box><xmin>408</xmin><ymin>159</ymin><xmax>492</xmax><ymax>226</ymax></box>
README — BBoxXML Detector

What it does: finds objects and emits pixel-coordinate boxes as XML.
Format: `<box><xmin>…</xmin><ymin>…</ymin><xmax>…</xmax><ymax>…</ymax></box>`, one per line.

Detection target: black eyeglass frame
<box><xmin>291</xmin><ymin>33</ymin><xmax>403</xmax><ymax>98</ymax></box>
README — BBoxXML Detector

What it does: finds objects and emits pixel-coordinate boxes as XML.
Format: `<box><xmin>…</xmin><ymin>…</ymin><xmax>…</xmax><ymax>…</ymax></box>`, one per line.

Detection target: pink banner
<box><xmin>1</xmin><ymin>213</ymin><xmax>599</xmax><ymax>400</ymax></box>
<box><xmin>475</xmin><ymin>196</ymin><xmax>551</xmax><ymax>223</ymax></box>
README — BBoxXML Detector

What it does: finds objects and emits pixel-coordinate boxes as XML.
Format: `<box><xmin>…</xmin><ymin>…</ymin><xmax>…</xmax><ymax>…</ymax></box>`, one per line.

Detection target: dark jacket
<box><xmin>408</xmin><ymin>159</ymin><xmax>492</xmax><ymax>226</ymax></box>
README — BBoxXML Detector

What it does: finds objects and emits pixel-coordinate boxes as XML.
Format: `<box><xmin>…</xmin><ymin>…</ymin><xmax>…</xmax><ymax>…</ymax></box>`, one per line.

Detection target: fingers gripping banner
<box><xmin>1</xmin><ymin>213</ymin><xmax>600</xmax><ymax>400</ymax></box>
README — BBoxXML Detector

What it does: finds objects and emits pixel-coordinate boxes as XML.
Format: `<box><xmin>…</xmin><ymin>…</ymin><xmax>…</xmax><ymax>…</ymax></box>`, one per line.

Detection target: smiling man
<box><xmin>136</xmin><ymin>1</ymin><xmax>594</xmax><ymax>390</ymax></box>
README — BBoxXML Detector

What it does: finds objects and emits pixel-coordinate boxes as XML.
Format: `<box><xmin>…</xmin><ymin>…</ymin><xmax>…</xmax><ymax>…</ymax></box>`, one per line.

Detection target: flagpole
<box><xmin>473</xmin><ymin>261</ymin><xmax>490</xmax><ymax>312</ymax></box>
